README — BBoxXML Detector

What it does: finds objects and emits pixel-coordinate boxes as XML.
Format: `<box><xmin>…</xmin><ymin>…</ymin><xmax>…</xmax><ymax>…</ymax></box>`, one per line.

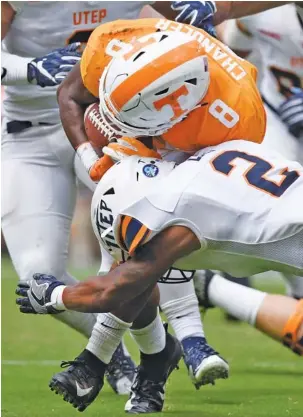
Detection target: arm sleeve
<box><xmin>1</xmin><ymin>49</ymin><xmax>32</xmax><ymax>85</ymax></box>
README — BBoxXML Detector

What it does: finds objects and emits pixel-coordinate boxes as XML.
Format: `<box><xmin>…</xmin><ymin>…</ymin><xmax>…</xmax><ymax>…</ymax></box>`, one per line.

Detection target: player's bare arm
<box><xmin>1</xmin><ymin>1</ymin><xmax>15</xmax><ymax>39</ymax></box>
<box><xmin>16</xmin><ymin>226</ymin><xmax>200</xmax><ymax>314</ymax></box>
<box><xmin>57</xmin><ymin>63</ymin><xmax>145</xmax><ymax>181</ymax></box>
<box><xmin>57</xmin><ymin>62</ymin><xmax>97</xmax><ymax>150</ymax></box>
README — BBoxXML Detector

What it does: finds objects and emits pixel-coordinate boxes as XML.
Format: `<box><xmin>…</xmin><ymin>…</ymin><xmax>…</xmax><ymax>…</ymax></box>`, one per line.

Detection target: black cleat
<box><xmin>49</xmin><ymin>351</ymin><xmax>105</xmax><ymax>412</ymax></box>
<box><xmin>193</xmin><ymin>270</ymin><xmax>216</xmax><ymax>309</ymax></box>
<box><xmin>125</xmin><ymin>332</ymin><xmax>182</xmax><ymax>413</ymax></box>
<box><xmin>106</xmin><ymin>342</ymin><xmax>136</xmax><ymax>395</ymax></box>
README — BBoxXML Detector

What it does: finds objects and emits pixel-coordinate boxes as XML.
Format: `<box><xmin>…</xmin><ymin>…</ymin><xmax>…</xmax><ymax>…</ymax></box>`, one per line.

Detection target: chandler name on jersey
<box><xmin>81</xmin><ymin>18</ymin><xmax>266</xmax><ymax>152</ymax></box>
<box><xmin>111</xmin><ymin>141</ymin><xmax>303</xmax><ymax>278</ymax></box>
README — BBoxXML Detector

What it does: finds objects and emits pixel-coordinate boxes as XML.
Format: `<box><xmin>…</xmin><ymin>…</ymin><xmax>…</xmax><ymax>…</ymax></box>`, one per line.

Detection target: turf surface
<box><xmin>2</xmin><ymin>256</ymin><xmax>302</xmax><ymax>417</ymax></box>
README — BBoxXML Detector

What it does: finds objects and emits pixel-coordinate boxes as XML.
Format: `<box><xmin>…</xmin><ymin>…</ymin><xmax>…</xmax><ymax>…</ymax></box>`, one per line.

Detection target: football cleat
<box><xmin>49</xmin><ymin>359</ymin><xmax>104</xmax><ymax>412</ymax></box>
<box><xmin>182</xmin><ymin>336</ymin><xmax>229</xmax><ymax>389</ymax></box>
<box><xmin>106</xmin><ymin>342</ymin><xmax>136</xmax><ymax>395</ymax></box>
<box><xmin>193</xmin><ymin>269</ymin><xmax>216</xmax><ymax>308</ymax></box>
<box><xmin>125</xmin><ymin>332</ymin><xmax>182</xmax><ymax>413</ymax></box>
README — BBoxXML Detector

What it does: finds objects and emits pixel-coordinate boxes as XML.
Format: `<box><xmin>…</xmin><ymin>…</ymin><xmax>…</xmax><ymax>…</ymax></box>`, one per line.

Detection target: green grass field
<box><xmin>2</xmin><ymin>256</ymin><xmax>302</xmax><ymax>417</ymax></box>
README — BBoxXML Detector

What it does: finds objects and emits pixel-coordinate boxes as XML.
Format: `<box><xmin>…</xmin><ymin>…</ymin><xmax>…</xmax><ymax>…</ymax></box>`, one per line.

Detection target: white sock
<box><xmin>86</xmin><ymin>313</ymin><xmax>132</xmax><ymax>364</ymax></box>
<box><xmin>161</xmin><ymin>294</ymin><xmax>204</xmax><ymax>341</ymax></box>
<box><xmin>130</xmin><ymin>311</ymin><xmax>166</xmax><ymax>355</ymax></box>
<box><xmin>208</xmin><ymin>274</ymin><xmax>267</xmax><ymax>326</ymax></box>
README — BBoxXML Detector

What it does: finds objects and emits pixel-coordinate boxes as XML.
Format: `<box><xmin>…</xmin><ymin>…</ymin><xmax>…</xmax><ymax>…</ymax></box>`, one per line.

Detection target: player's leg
<box><xmin>158</xmin><ymin>271</ymin><xmax>229</xmax><ymax>389</ymax></box>
<box><xmin>194</xmin><ymin>271</ymin><xmax>303</xmax><ymax>356</ymax></box>
<box><xmin>97</xmin><ymin>245</ymin><xmax>136</xmax><ymax>394</ymax></box>
<box><xmin>49</xmin><ymin>285</ymin><xmax>182</xmax><ymax>413</ymax></box>
<box><xmin>126</xmin><ymin>288</ymin><xmax>182</xmax><ymax>414</ymax></box>
<box><xmin>1</xmin><ymin>122</ymin><xmax>97</xmax><ymax>337</ymax></box>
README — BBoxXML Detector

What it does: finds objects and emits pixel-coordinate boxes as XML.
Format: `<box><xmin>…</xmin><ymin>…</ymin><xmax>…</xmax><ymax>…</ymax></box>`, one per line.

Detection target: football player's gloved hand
<box><xmin>102</xmin><ymin>137</ymin><xmax>162</xmax><ymax>163</ymax></box>
<box><xmin>171</xmin><ymin>1</ymin><xmax>217</xmax><ymax>37</ymax></box>
<box><xmin>89</xmin><ymin>154</ymin><xmax>115</xmax><ymax>182</ymax></box>
<box><xmin>27</xmin><ymin>43</ymin><xmax>81</xmax><ymax>87</ymax></box>
<box><xmin>16</xmin><ymin>274</ymin><xmax>66</xmax><ymax>314</ymax></box>
<box><xmin>84</xmin><ymin>138</ymin><xmax>162</xmax><ymax>182</ymax></box>
<box><xmin>278</xmin><ymin>87</ymin><xmax>303</xmax><ymax>139</ymax></box>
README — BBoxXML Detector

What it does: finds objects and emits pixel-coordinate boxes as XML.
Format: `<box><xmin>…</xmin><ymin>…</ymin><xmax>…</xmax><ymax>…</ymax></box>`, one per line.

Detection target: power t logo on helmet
<box><xmin>99</xmin><ymin>30</ymin><xmax>210</xmax><ymax>139</ymax></box>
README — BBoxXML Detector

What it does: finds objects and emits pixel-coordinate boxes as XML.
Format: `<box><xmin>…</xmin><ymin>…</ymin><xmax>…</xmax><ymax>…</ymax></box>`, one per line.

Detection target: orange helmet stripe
<box><xmin>110</xmin><ymin>39</ymin><xmax>202</xmax><ymax>111</ymax></box>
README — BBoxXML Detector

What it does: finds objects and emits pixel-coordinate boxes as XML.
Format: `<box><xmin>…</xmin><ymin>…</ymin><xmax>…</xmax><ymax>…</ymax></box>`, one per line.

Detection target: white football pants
<box><xmin>1</xmin><ymin>119</ymin><xmax>97</xmax><ymax>336</ymax></box>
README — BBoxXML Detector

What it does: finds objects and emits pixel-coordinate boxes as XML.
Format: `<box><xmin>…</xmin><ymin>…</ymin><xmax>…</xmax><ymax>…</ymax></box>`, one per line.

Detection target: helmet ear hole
<box><xmin>133</xmin><ymin>51</ymin><xmax>146</xmax><ymax>62</ymax></box>
<box><xmin>103</xmin><ymin>187</ymin><xmax>115</xmax><ymax>196</ymax></box>
<box><xmin>154</xmin><ymin>87</ymin><xmax>169</xmax><ymax>96</ymax></box>
<box><xmin>159</xmin><ymin>34</ymin><xmax>169</xmax><ymax>42</ymax></box>
<box><xmin>185</xmin><ymin>78</ymin><xmax>197</xmax><ymax>85</ymax></box>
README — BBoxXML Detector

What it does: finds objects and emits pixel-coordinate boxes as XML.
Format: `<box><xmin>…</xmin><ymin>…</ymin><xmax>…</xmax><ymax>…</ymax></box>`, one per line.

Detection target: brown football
<box><xmin>84</xmin><ymin>102</ymin><xmax>108</xmax><ymax>156</ymax></box>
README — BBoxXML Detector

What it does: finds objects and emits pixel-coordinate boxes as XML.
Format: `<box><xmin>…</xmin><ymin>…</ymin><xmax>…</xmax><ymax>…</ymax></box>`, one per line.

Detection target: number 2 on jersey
<box><xmin>211</xmin><ymin>150</ymin><xmax>300</xmax><ymax>197</ymax></box>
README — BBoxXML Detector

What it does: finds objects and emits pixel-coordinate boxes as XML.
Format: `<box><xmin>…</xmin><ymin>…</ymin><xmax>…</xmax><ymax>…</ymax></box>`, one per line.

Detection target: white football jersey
<box><xmin>224</xmin><ymin>4</ymin><xmax>303</xmax><ymax>111</ymax></box>
<box><xmin>2</xmin><ymin>1</ymin><xmax>152</xmax><ymax>123</ymax></box>
<box><xmin>112</xmin><ymin>140</ymin><xmax>303</xmax><ymax>277</ymax></box>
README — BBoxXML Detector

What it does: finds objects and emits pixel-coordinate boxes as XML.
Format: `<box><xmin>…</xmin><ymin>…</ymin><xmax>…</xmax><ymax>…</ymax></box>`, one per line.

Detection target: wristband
<box><xmin>1</xmin><ymin>50</ymin><xmax>33</xmax><ymax>85</ymax></box>
<box><xmin>49</xmin><ymin>285</ymin><xmax>67</xmax><ymax>311</ymax></box>
<box><xmin>76</xmin><ymin>141</ymin><xmax>99</xmax><ymax>172</ymax></box>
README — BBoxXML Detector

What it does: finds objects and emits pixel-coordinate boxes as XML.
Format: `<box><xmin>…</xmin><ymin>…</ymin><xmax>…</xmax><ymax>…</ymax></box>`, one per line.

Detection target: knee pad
<box><xmin>282</xmin><ymin>300</ymin><xmax>303</xmax><ymax>356</ymax></box>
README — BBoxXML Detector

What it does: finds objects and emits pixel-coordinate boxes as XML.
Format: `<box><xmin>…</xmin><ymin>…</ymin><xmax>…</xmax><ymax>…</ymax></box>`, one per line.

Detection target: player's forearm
<box><xmin>61</xmin><ymin>262</ymin><xmax>158</xmax><ymax>313</ymax></box>
<box><xmin>57</xmin><ymin>66</ymin><xmax>92</xmax><ymax>150</ymax></box>
<box><xmin>61</xmin><ymin>231</ymin><xmax>186</xmax><ymax>313</ymax></box>
<box><xmin>57</xmin><ymin>88</ymin><xmax>88</xmax><ymax>150</ymax></box>
<box><xmin>214</xmin><ymin>1</ymin><xmax>288</xmax><ymax>25</ymax></box>
<box><xmin>57</xmin><ymin>63</ymin><xmax>100</xmax><ymax>172</ymax></box>
<box><xmin>62</xmin><ymin>275</ymin><xmax>123</xmax><ymax>313</ymax></box>
<box><xmin>1</xmin><ymin>1</ymin><xmax>15</xmax><ymax>40</ymax></box>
